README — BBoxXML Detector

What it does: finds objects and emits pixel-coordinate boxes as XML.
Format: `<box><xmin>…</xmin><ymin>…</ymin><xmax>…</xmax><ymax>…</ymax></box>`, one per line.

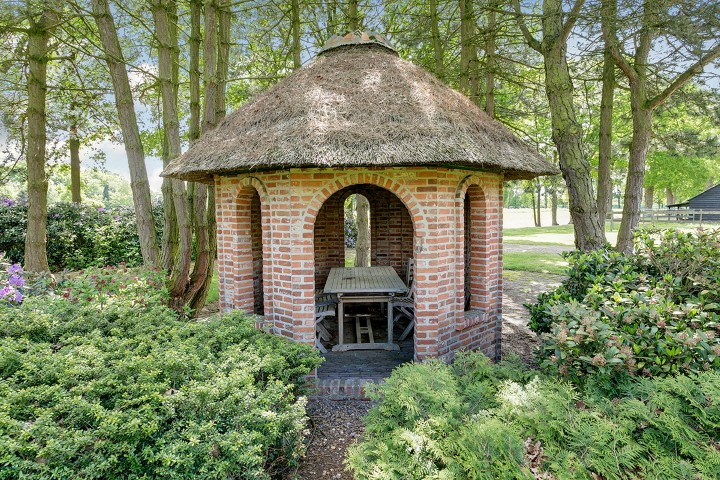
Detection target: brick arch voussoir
<box><xmin>303</xmin><ymin>173</ymin><xmax>425</xmax><ymax>233</ymax></box>
<box><xmin>233</xmin><ymin>176</ymin><xmax>269</xmax><ymax>203</ymax></box>
<box><xmin>455</xmin><ymin>174</ymin><xmax>490</xmax><ymax>202</ymax></box>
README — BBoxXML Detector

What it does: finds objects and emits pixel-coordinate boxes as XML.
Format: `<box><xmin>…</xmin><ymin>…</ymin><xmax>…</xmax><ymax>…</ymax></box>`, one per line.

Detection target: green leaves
<box><xmin>529</xmin><ymin>228</ymin><xmax>720</xmax><ymax>385</ymax></box>
<box><xmin>0</xmin><ymin>271</ymin><xmax>322</xmax><ymax>478</ymax></box>
<box><xmin>348</xmin><ymin>352</ymin><xmax>720</xmax><ymax>480</ymax></box>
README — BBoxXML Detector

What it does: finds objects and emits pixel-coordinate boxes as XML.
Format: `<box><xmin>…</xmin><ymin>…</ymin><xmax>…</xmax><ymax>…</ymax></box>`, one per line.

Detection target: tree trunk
<box><xmin>355</xmin><ymin>195</ymin><xmax>370</xmax><ymax>267</ymax></box>
<box><xmin>530</xmin><ymin>183</ymin><xmax>538</xmax><ymax>227</ymax></box>
<box><xmin>92</xmin><ymin>0</ymin><xmax>159</xmax><ymax>265</ymax></box>
<box><xmin>153</xmin><ymin>0</ymin><xmax>193</xmax><ymax>309</ymax></box>
<box><xmin>459</xmin><ymin>0</ymin><xmax>479</xmax><ymax>103</ymax></box>
<box><xmin>201</xmin><ymin>0</ymin><xmax>217</xmax><ymax>134</ymax></box>
<box><xmin>484</xmin><ymin>1</ymin><xmax>497</xmax><ymax>117</ymax></box>
<box><xmin>24</xmin><ymin>7</ymin><xmax>57</xmax><ymax>273</ymax></box>
<box><xmin>429</xmin><ymin>0</ymin><xmax>444</xmax><ymax>79</ymax></box>
<box><xmin>347</xmin><ymin>0</ymin><xmax>359</xmax><ymax>30</ymax></box>
<box><xmin>616</xmin><ymin>101</ymin><xmax>652</xmax><ymax>252</ymax></box>
<box><xmin>189</xmin><ymin>0</ymin><xmax>201</xmax><ymax>144</ymax></box>
<box><xmin>665</xmin><ymin>187</ymin><xmax>674</xmax><ymax>206</ymax></box>
<box><xmin>327</xmin><ymin>0</ymin><xmax>337</xmax><ymax>36</ymax></box>
<box><xmin>541</xmin><ymin>0</ymin><xmax>605</xmax><ymax>250</ymax></box>
<box><xmin>551</xmin><ymin>189</ymin><xmax>558</xmax><ymax>225</ymax></box>
<box><xmin>69</xmin><ymin>123</ymin><xmax>81</xmax><ymax>203</ymax></box>
<box><xmin>536</xmin><ymin>183</ymin><xmax>542</xmax><ymax>226</ymax></box>
<box><xmin>596</xmin><ymin>39</ymin><xmax>615</xmax><ymax>227</ymax></box>
<box><xmin>291</xmin><ymin>0</ymin><xmax>301</xmax><ymax>69</ymax></box>
<box><xmin>643</xmin><ymin>185</ymin><xmax>654</xmax><ymax>209</ymax></box>
<box><xmin>185</xmin><ymin>0</ymin><xmax>223</xmax><ymax>312</ymax></box>
<box><xmin>216</xmin><ymin>0</ymin><xmax>230</xmax><ymax>119</ymax></box>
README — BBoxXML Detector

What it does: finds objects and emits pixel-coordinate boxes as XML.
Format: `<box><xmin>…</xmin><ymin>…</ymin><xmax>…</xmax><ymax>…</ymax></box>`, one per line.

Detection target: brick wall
<box><xmin>214</xmin><ymin>167</ymin><xmax>503</xmax><ymax>361</ymax></box>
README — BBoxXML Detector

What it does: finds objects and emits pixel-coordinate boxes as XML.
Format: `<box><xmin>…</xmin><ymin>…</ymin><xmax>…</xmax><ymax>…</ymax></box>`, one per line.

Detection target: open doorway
<box><xmin>313</xmin><ymin>184</ymin><xmax>415</xmax><ymax>364</ymax></box>
<box><xmin>464</xmin><ymin>184</ymin><xmax>487</xmax><ymax>312</ymax></box>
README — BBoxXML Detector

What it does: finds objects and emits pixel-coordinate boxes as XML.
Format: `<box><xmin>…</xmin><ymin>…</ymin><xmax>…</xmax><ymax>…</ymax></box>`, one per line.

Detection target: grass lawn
<box><xmin>504</xmin><ymin>224</ymin><xmax>614</xmax><ymax>247</ymax></box>
<box><xmin>503</xmin><ymin>251</ymin><xmax>568</xmax><ymax>275</ymax></box>
<box><xmin>504</xmin><ymin>221</ymin><xmax>720</xmax><ymax>247</ymax></box>
<box><xmin>206</xmin><ymin>266</ymin><xmax>219</xmax><ymax>304</ymax></box>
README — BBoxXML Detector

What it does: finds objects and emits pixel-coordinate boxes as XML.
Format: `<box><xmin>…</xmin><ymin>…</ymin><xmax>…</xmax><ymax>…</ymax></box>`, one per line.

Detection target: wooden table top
<box><xmin>324</xmin><ymin>266</ymin><xmax>408</xmax><ymax>295</ymax></box>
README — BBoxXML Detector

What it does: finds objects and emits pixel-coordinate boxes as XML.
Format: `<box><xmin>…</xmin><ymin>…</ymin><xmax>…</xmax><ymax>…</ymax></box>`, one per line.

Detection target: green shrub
<box><xmin>0</xmin><ymin>201</ymin><xmax>163</xmax><ymax>271</ymax></box>
<box><xmin>347</xmin><ymin>352</ymin><xmax>720</xmax><ymax>479</ymax></box>
<box><xmin>0</xmin><ymin>267</ymin><xmax>323</xmax><ymax>479</ymax></box>
<box><xmin>528</xmin><ymin>228</ymin><xmax>720</xmax><ymax>383</ymax></box>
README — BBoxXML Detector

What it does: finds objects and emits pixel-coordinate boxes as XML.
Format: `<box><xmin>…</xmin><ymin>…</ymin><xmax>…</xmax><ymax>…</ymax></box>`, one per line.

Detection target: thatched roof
<box><xmin>162</xmin><ymin>34</ymin><xmax>559</xmax><ymax>183</ymax></box>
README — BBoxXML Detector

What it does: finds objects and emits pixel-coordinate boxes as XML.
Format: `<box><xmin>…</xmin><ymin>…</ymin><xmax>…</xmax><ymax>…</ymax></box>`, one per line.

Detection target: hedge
<box><xmin>0</xmin><ymin>200</ymin><xmax>163</xmax><ymax>271</ymax></box>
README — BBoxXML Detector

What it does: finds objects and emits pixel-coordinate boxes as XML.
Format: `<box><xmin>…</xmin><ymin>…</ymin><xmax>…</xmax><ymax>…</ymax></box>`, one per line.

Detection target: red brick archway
<box><xmin>453</xmin><ymin>175</ymin><xmax>502</xmax><ymax>332</ymax></box>
<box><xmin>299</xmin><ymin>173</ymin><xmax>426</xmax><ymax>355</ymax></box>
<box><xmin>218</xmin><ymin>177</ymin><xmax>272</xmax><ymax>325</ymax></box>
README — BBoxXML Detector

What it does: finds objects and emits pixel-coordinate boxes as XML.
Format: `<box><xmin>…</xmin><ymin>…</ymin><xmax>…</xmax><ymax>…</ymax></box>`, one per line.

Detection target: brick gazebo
<box><xmin>162</xmin><ymin>32</ymin><xmax>557</xmax><ymax>361</ymax></box>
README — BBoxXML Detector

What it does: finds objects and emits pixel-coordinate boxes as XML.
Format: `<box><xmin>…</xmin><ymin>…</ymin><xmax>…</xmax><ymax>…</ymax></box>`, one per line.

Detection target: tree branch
<box><xmin>511</xmin><ymin>0</ymin><xmax>541</xmax><ymax>52</ymax></box>
<box><xmin>648</xmin><ymin>43</ymin><xmax>720</xmax><ymax>110</ymax></box>
<box><xmin>600</xmin><ymin>0</ymin><xmax>636</xmax><ymax>83</ymax></box>
<box><xmin>560</xmin><ymin>0</ymin><xmax>585</xmax><ymax>45</ymax></box>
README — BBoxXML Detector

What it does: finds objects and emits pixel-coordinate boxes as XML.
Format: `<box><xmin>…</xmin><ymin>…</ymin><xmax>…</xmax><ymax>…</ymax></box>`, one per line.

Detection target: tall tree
<box><xmin>602</xmin><ymin>0</ymin><xmax>720</xmax><ymax>252</ymax></box>
<box><xmin>291</xmin><ymin>0</ymin><xmax>301</xmax><ymax>69</ymax></box>
<box><xmin>346</xmin><ymin>0</ymin><xmax>360</xmax><ymax>30</ymax></box>
<box><xmin>355</xmin><ymin>195</ymin><xmax>370</xmax><ymax>267</ymax></box>
<box><xmin>24</xmin><ymin>3</ymin><xmax>59</xmax><ymax>272</ymax></box>
<box><xmin>459</xmin><ymin>0</ymin><xmax>480</xmax><ymax>102</ymax></box>
<box><xmin>513</xmin><ymin>0</ymin><xmax>606</xmax><ymax>250</ymax></box>
<box><xmin>483</xmin><ymin>0</ymin><xmax>498</xmax><ymax>117</ymax></box>
<box><xmin>152</xmin><ymin>0</ymin><xmax>192</xmax><ymax>309</ymax></box>
<box><xmin>595</xmin><ymin>0</ymin><xmax>615</xmax><ymax>228</ymax></box>
<box><xmin>69</xmin><ymin>118</ymin><xmax>81</xmax><ymax>203</ymax></box>
<box><xmin>91</xmin><ymin>0</ymin><xmax>159</xmax><ymax>265</ymax></box>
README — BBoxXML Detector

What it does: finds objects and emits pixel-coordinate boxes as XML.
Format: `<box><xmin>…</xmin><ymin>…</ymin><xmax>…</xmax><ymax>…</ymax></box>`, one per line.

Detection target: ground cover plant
<box><xmin>528</xmin><ymin>228</ymin><xmax>720</xmax><ymax>384</ymax></box>
<box><xmin>0</xmin><ymin>265</ymin><xmax>322</xmax><ymax>479</ymax></box>
<box><xmin>347</xmin><ymin>353</ymin><xmax>720</xmax><ymax>479</ymax></box>
<box><xmin>0</xmin><ymin>200</ymin><xmax>163</xmax><ymax>271</ymax></box>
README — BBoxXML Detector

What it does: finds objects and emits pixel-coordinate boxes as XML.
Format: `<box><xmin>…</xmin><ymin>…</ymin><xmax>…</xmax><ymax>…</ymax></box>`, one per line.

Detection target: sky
<box><xmin>91</xmin><ymin>140</ymin><xmax>165</xmax><ymax>192</ymax></box>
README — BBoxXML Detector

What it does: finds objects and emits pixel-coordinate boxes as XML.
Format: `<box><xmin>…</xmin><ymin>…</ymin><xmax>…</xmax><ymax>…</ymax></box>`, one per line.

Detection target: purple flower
<box><xmin>9</xmin><ymin>274</ymin><xmax>24</xmax><ymax>288</ymax></box>
<box><xmin>7</xmin><ymin>264</ymin><xmax>22</xmax><ymax>275</ymax></box>
<box><xmin>2</xmin><ymin>198</ymin><xmax>15</xmax><ymax>206</ymax></box>
<box><xmin>0</xmin><ymin>286</ymin><xmax>10</xmax><ymax>298</ymax></box>
<box><xmin>13</xmin><ymin>291</ymin><xmax>22</xmax><ymax>303</ymax></box>
<box><xmin>54</xmin><ymin>213</ymin><xmax>60</xmax><ymax>218</ymax></box>
<box><xmin>97</xmin><ymin>207</ymin><xmax>107</xmax><ymax>213</ymax></box>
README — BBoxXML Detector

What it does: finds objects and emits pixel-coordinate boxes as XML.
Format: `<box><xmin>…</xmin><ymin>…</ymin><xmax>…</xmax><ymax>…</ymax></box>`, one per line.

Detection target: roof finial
<box><xmin>319</xmin><ymin>31</ymin><xmax>397</xmax><ymax>55</ymax></box>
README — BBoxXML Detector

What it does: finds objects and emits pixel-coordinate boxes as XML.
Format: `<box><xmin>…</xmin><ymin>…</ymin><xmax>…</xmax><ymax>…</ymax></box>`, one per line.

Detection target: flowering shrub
<box><xmin>0</xmin><ymin>200</ymin><xmax>163</xmax><ymax>271</ymax></box>
<box><xmin>0</xmin><ymin>253</ymin><xmax>24</xmax><ymax>304</ymax></box>
<box><xmin>60</xmin><ymin>263</ymin><xmax>168</xmax><ymax>309</ymax></box>
<box><xmin>529</xmin><ymin>228</ymin><xmax>720</xmax><ymax>383</ymax></box>
<box><xmin>0</xmin><ymin>266</ymin><xmax>323</xmax><ymax>478</ymax></box>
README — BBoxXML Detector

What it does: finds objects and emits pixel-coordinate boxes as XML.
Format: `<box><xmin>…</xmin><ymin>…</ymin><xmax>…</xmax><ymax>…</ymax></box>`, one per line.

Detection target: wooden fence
<box><xmin>607</xmin><ymin>209</ymin><xmax>720</xmax><ymax>230</ymax></box>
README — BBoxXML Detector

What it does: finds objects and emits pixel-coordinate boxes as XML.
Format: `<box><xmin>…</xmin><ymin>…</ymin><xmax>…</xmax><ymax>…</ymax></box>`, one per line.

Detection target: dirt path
<box><xmin>503</xmin><ymin>243</ymin><xmax>569</xmax><ymax>255</ymax></box>
<box><xmin>290</xmin><ymin>269</ymin><xmax>564</xmax><ymax>479</ymax></box>
<box><xmin>501</xmin><ymin>270</ymin><xmax>564</xmax><ymax>367</ymax></box>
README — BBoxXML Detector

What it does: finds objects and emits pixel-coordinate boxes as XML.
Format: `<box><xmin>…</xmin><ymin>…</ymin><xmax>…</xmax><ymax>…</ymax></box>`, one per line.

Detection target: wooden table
<box><xmin>324</xmin><ymin>266</ymin><xmax>408</xmax><ymax>351</ymax></box>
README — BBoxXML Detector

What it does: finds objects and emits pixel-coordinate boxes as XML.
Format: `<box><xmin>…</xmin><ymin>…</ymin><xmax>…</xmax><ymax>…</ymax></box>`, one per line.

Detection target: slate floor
<box><xmin>316</xmin><ymin>310</ymin><xmax>414</xmax><ymax>379</ymax></box>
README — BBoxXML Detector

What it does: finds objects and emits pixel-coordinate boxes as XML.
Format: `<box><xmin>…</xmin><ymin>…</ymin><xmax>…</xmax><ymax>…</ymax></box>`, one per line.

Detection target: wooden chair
<box><xmin>405</xmin><ymin>258</ymin><xmax>415</xmax><ymax>287</ymax></box>
<box><xmin>314</xmin><ymin>289</ymin><xmax>337</xmax><ymax>353</ymax></box>
<box><xmin>390</xmin><ymin>281</ymin><xmax>415</xmax><ymax>342</ymax></box>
